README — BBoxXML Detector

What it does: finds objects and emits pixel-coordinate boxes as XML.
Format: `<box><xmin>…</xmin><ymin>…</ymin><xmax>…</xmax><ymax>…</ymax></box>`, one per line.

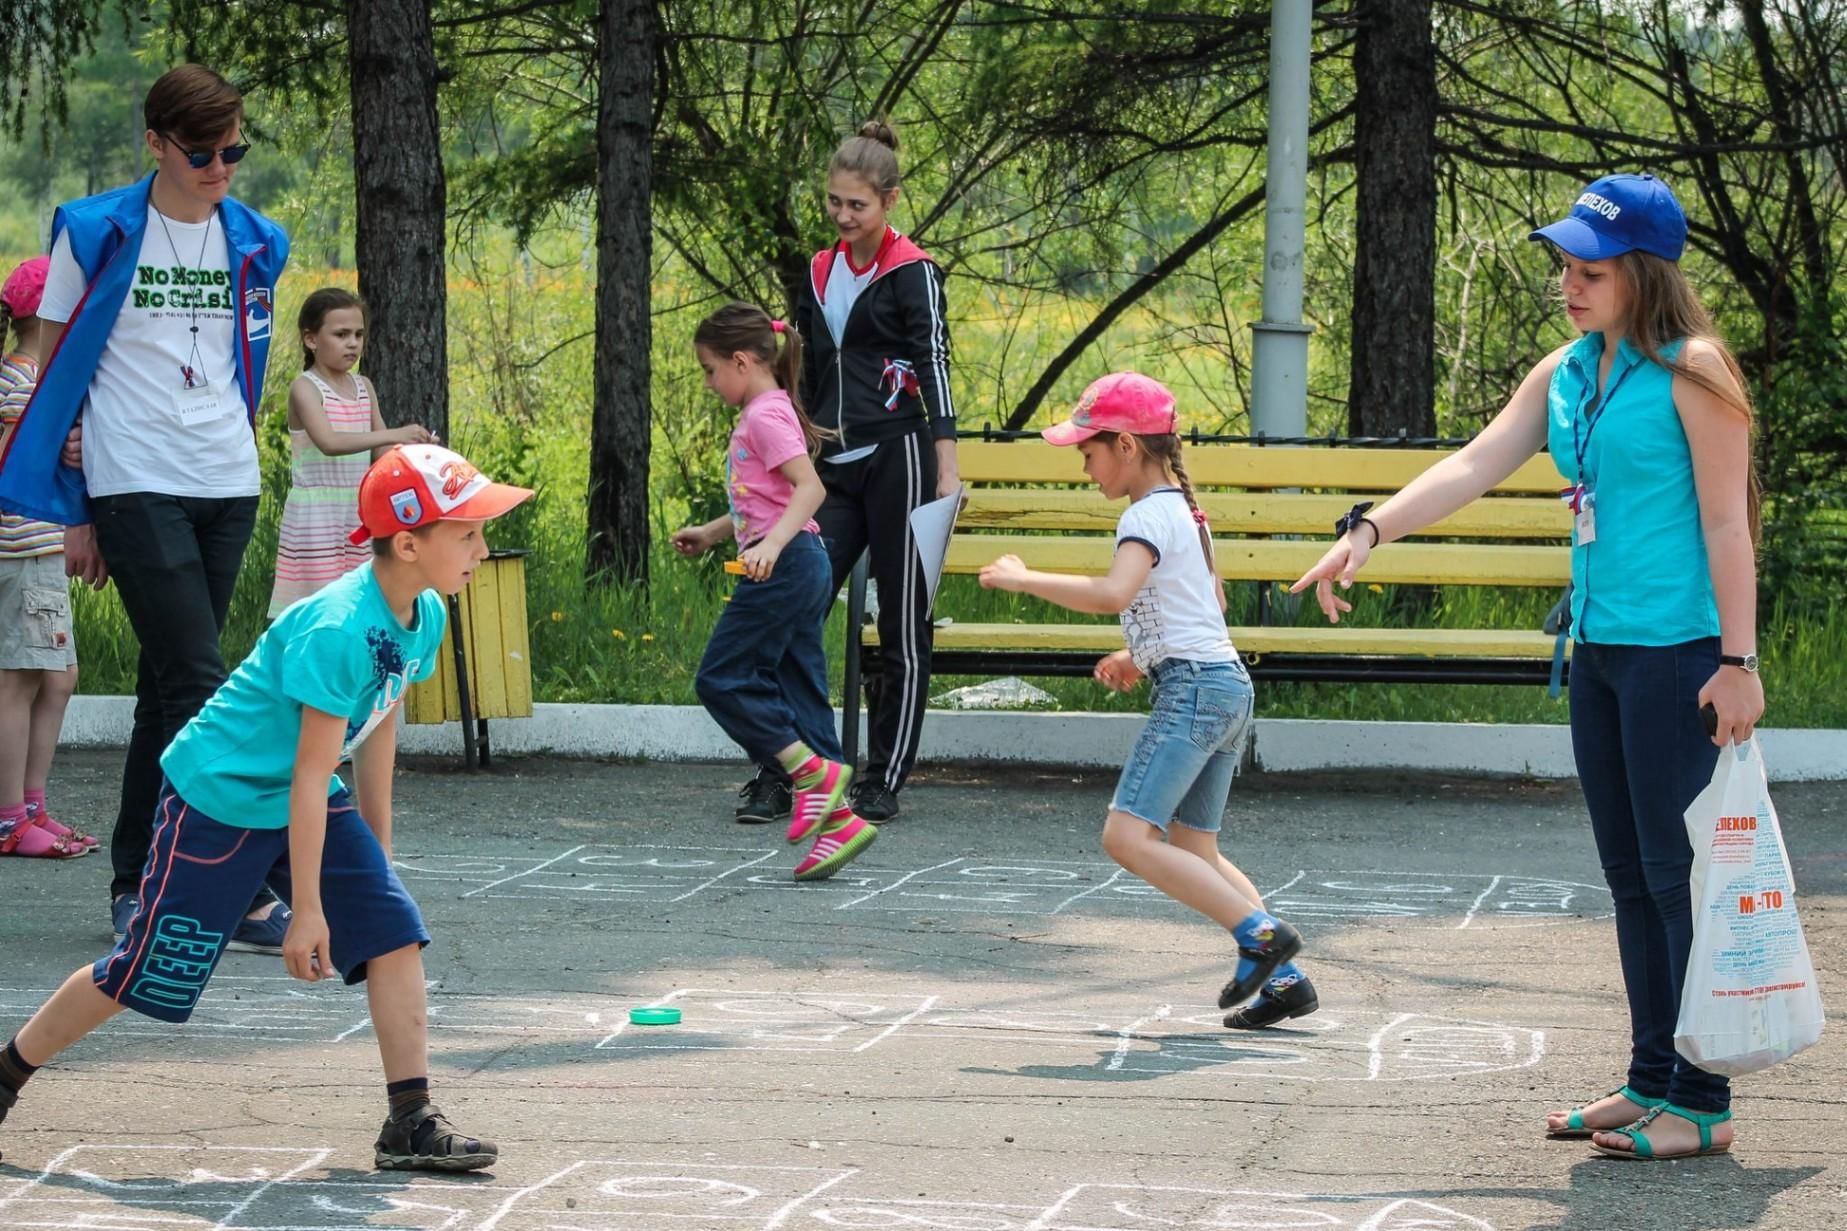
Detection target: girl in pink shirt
<box><xmin>672</xmin><ymin>303</ymin><xmax>877</xmax><ymax>881</ymax></box>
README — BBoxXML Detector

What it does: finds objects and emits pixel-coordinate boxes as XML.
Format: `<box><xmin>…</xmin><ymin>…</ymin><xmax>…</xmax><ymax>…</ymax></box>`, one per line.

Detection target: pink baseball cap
<box><xmin>1041</xmin><ymin>371</ymin><xmax>1178</xmax><ymax>446</ymax></box>
<box><xmin>0</xmin><ymin>257</ymin><xmax>49</xmax><ymax>320</ymax></box>
<box><xmin>348</xmin><ymin>444</ymin><xmax>533</xmax><ymax>545</ymax></box>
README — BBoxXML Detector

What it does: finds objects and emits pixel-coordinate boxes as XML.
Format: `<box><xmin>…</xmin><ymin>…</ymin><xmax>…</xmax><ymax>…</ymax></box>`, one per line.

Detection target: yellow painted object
<box><xmin>934</xmin><ymin>440</ymin><xmax>1574</xmax><ymax>669</ymax></box>
<box><xmin>875</xmin><ymin>621</ymin><xmax>1572</xmax><ymax>661</ymax></box>
<box><xmin>962</xmin><ymin>488</ymin><xmax>1569</xmax><ymax>537</ymax></box>
<box><xmin>956</xmin><ymin>441</ymin><xmax>1567</xmax><ymax>493</ymax></box>
<box><xmin>404</xmin><ymin>551</ymin><xmax>534</xmax><ymax>724</ymax></box>
<box><xmin>945</xmin><ymin>533</ymin><xmax>1571</xmax><ymax>587</ymax></box>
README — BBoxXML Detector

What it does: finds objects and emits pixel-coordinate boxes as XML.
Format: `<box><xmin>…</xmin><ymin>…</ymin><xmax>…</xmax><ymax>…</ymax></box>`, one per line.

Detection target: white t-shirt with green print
<box><xmin>40</xmin><ymin>206</ymin><xmax>259</xmax><ymax>499</ymax></box>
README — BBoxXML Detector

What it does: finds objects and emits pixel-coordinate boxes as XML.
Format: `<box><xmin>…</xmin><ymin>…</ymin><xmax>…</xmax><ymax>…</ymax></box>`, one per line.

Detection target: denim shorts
<box><xmin>1110</xmin><ymin>657</ymin><xmax>1254</xmax><ymax>833</ymax></box>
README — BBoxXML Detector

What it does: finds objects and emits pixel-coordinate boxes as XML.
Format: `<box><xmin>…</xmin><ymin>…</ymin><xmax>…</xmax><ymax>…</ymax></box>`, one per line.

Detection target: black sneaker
<box><xmin>850</xmin><ymin>781</ymin><xmax>900</xmax><ymax>823</ymax></box>
<box><xmin>1216</xmin><ymin>918</ymin><xmax>1303</xmax><ymax>1010</ymax></box>
<box><xmin>1223</xmin><ymin>971</ymin><xmax>1319</xmax><ymax>1029</ymax></box>
<box><xmin>375</xmin><ymin>1104</ymin><xmax>497</xmax><ymax>1172</ymax></box>
<box><xmin>735</xmin><ymin>768</ymin><xmax>791</xmax><ymax>824</ymax></box>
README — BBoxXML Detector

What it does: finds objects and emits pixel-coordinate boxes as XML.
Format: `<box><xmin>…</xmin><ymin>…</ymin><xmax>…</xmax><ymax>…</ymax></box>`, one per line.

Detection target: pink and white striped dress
<box><xmin>268</xmin><ymin>370</ymin><xmax>374</xmax><ymax>617</ymax></box>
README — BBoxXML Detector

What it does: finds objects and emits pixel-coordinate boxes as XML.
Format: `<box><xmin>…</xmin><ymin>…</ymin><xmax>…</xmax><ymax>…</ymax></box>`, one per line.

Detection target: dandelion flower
<box><xmin>551</xmin><ymin>611</ymin><xmax>564</xmax><ymax>622</ymax></box>
<box><xmin>1367</xmin><ymin>584</ymin><xmax>1384</xmax><ymax>594</ymax></box>
<box><xmin>641</xmin><ymin>633</ymin><xmax>655</xmax><ymax>642</ymax></box>
<box><xmin>611</xmin><ymin>628</ymin><xmax>626</xmax><ymax>640</ymax></box>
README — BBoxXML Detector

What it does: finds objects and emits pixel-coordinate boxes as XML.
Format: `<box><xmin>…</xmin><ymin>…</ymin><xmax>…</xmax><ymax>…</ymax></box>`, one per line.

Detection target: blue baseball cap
<box><xmin>1530</xmin><ymin>174</ymin><xmax>1687</xmax><ymax>262</ymax></box>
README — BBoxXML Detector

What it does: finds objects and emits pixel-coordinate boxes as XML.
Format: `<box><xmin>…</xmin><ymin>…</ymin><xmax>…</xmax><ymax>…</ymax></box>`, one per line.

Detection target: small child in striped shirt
<box><xmin>268</xmin><ymin>289</ymin><xmax>435</xmax><ymax>618</ymax></box>
<box><xmin>0</xmin><ymin>257</ymin><xmax>92</xmax><ymax>859</ymax></box>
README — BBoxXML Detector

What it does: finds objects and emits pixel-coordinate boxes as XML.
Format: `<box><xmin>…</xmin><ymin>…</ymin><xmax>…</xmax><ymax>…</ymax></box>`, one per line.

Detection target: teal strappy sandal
<box><xmin>1546</xmin><ymin>1085</ymin><xmax>1668</xmax><ymax>1140</ymax></box>
<box><xmin>1592</xmin><ymin>1103</ymin><xmax>1733</xmax><ymax>1160</ymax></box>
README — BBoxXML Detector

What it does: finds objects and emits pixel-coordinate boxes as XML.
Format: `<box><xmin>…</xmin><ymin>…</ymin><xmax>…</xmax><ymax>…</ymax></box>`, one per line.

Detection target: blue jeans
<box><xmin>696</xmin><ymin>532</ymin><xmax>843</xmax><ymax>767</ymax></box>
<box><xmin>1569</xmin><ymin>637</ymin><xmax>1728</xmax><ymax>1112</ymax></box>
<box><xmin>1111</xmin><ymin>658</ymin><xmax>1254</xmax><ymax>833</ymax></box>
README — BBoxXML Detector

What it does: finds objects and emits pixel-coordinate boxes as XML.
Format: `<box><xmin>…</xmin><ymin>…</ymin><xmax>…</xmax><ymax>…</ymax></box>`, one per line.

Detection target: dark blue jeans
<box><xmin>1569</xmin><ymin>637</ymin><xmax>1728</xmax><ymax>1113</ymax></box>
<box><xmin>695</xmin><ymin>532</ymin><xmax>843</xmax><ymax>767</ymax></box>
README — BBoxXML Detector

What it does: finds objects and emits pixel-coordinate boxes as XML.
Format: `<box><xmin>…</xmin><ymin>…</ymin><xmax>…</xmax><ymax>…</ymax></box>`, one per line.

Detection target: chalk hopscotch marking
<box><xmin>590</xmin><ymin>987</ymin><xmax>1546</xmax><ymax>1083</ymax></box>
<box><xmin>0</xmin><ymin>1148</ymin><xmax>1501</xmax><ymax>1230</ymax></box>
<box><xmin>390</xmin><ymin>840</ymin><xmax>1613</xmax><ymax>927</ymax></box>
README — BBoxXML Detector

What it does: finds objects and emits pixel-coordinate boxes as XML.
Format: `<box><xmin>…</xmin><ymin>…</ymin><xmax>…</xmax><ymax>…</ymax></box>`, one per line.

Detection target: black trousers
<box><xmin>92</xmin><ymin>491</ymin><xmax>259</xmax><ymax>900</ymax></box>
<box><xmin>817</xmin><ymin>430</ymin><xmax>938</xmax><ymax>793</ymax></box>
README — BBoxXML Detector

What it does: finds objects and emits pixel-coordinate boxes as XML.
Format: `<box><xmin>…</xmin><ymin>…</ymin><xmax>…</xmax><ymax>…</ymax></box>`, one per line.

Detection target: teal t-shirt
<box><xmin>161</xmin><ymin>562</ymin><xmax>447</xmax><ymax>829</ymax></box>
<box><xmin>1545</xmin><ymin>331</ymin><xmax>1719</xmax><ymax>645</ymax></box>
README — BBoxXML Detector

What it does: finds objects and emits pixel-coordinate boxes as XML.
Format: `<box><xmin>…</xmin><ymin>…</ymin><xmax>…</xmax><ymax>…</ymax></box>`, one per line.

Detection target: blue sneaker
<box><xmin>111</xmin><ymin>893</ymin><xmax>141</xmax><ymax>942</ymax></box>
<box><xmin>227</xmin><ymin>901</ymin><xmax>292</xmax><ymax>955</ymax></box>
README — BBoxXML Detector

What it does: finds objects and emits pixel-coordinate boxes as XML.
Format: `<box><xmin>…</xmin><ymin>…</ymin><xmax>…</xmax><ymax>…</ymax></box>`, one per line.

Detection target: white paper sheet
<box><xmin>909</xmin><ymin>484</ymin><xmax>964</xmax><ymax>613</ymax></box>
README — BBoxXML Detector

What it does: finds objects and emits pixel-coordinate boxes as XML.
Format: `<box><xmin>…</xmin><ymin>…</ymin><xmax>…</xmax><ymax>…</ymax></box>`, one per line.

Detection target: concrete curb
<box><xmin>55</xmin><ymin>695</ymin><xmax>1847</xmax><ymax>782</ymax></box>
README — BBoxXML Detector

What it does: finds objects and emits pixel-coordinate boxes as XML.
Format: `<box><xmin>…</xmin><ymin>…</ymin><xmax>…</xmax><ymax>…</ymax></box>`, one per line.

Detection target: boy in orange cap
<box><xmin>0</xmin><ymin>445</ymin><xmax>530</xmax><ymax>1172</ymax></box>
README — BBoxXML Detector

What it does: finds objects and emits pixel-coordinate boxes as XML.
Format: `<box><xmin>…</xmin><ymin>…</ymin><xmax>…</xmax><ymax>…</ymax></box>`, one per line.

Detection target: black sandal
<box><xmin>374</xmin><ymin>1104</ymin><xmax>498</xmax><ymax>1172</ymax></box>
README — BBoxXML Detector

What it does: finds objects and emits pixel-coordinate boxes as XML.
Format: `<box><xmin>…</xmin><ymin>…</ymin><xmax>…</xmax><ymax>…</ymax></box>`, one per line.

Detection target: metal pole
<box><xmin>1250</xmin><ymin>0</ymin><xmax>1315</xmax><ymax>439</ymax></box>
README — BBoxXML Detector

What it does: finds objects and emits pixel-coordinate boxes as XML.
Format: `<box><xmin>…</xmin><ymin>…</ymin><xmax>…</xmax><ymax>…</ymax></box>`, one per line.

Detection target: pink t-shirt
<box><xmin>728</xmin><ymin>389</ymin><xmax>821</xmax><ymax>545</ymax></box>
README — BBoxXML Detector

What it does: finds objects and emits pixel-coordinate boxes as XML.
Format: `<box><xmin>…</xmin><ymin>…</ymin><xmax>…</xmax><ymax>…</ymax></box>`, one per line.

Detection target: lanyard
<box><xmin>150</xmin><ymin>203</ymin><xmax>220</xmax><ymax>389</ymax></box>
<box><xmin>1570</xmin><ymin>353</ymin><xmax>1638</xmax><ymax>484</ymax></box>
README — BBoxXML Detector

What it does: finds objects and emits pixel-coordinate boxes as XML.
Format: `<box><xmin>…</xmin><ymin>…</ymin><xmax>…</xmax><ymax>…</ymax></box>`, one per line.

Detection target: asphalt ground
<box><xmin>0</xmin><ymin>748</ymin><xmax>1843</xmax><ymax>1231</ymax></box>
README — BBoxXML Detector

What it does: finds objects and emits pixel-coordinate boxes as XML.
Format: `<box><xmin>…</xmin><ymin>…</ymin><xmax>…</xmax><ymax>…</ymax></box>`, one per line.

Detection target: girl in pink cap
<box><xmin>0</xmin><ymin>257</ymin><xmax>92</xmax><ymax>859</ymax></box>
<box><xmin>980</xmin><ymin>371</ymin><xmax>1315</xmax><ymax>1029</ymax></box>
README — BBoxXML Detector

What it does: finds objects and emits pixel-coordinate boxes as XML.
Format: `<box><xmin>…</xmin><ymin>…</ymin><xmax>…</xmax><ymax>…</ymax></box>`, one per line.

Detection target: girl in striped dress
<box><xmin>268</xmin><ymin>289</ymin><xmax>434</xmax><ymax>617</ymax></box>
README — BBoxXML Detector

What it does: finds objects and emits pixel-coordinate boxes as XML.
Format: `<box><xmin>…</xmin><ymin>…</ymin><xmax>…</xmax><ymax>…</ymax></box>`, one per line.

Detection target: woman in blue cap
<box><xmin>1291</xmin><ymin>174</ymin><xmax>1762</xmax><ymax>1160</ymax></box>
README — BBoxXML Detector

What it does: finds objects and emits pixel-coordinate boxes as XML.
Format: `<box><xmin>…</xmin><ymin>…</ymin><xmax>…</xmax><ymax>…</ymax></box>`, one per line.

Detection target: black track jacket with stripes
<box><xmin>795</xmin><ymin>228</ymin><xmax>955</xmax><ymax>458</ymax></box>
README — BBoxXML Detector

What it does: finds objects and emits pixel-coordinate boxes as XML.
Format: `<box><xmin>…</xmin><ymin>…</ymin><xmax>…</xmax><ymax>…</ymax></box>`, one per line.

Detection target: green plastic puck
<box><xmin>628</xmin><ymin>1006</ymin><xmax>682</xmax><ymax>1026</ymax></box>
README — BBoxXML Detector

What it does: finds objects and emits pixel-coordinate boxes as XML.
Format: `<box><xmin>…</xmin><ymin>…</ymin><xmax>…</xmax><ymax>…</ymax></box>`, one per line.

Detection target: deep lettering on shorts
<box><xmin>128</xmin><ymin>914</ymin><xmax>226</xmax><ymax>1011</ymax></box>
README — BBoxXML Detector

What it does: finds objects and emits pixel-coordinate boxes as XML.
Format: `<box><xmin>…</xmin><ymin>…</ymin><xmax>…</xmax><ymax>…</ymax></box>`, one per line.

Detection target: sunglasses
<box><xmin>163</xmin><ymin>134</ymin><xmax>250</xmax><ymax>170</ymax></box>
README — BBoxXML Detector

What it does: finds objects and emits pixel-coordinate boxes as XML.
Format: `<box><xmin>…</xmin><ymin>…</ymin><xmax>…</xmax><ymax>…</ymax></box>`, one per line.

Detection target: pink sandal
<box><xmin>0</xmin><ymin>816</ymin><xmax>87</xmax><ymax>859</ymax></box>
<box><xmin>29</xmin><ymin>805</ymin><xmax>98</xmax><ymax>851</ymax></box>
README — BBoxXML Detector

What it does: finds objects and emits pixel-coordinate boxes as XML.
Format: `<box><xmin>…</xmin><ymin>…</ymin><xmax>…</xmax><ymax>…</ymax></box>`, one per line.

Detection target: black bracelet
<box><xmin>1334</xmin><ymin>501</ymin><xmax>1379</xmax><ymax>547</ymax></box>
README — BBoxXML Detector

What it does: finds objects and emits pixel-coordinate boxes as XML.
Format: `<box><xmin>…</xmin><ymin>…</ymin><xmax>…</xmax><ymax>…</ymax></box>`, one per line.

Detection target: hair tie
<box><xmin>1191</xmin><ymin>508</ymin><xmax>1209</xmax><ymax>527</ymax></box>
<box><xmin>771</xmin><ymin>319</ymin><xmax>787</xmax><ymax>335</ymax></box>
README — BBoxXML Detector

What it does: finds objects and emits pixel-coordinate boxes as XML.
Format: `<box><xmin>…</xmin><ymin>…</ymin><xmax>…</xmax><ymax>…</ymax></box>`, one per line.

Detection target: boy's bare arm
<box><xmin>286</xmin><ymin>707</ymin><xmax>347</xmax><ymax>981</ymax></box>
<box><xmin>351</xmin><ymin>711</ymin><xmax>399</xmax><ymax>857</ymax></box>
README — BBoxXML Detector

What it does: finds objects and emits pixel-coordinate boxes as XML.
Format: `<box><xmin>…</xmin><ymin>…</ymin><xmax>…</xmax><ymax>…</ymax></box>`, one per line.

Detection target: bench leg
<box><xmin>840</xmin><ymin>551</ymin><xmax>871</xmax><ymax>769</ymax></box>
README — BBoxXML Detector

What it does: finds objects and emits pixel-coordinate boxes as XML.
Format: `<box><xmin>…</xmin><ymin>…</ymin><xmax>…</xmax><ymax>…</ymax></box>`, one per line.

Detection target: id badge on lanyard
<box><xmin>1560</xmin><ymin>484</ymin><xmax>1596</xmax><ymax>545</ymax></box>
<box><xmin>170</xmin><ymin>374</ymin><xmax>237</xmax><ymax>427</ymax></box>
<box><xmin>1567</xmin><ymin>359</ymin><xmax>1633</xmax><ymax>549</ymax></box>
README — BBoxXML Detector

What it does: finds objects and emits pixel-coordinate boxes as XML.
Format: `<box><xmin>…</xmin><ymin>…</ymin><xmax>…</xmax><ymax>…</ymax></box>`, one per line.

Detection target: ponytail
<box><xmin>694</xmin><ymin>302</ymin><xmax>833</xmax><ymax>456</ymax></box>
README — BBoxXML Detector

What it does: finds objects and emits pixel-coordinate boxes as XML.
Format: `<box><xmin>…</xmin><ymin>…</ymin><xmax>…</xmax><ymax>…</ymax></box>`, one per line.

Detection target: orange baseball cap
<box><xmin>349</xmin><ymin>444</ymin><xmax>533</xmax><ymax>545</ymax></box>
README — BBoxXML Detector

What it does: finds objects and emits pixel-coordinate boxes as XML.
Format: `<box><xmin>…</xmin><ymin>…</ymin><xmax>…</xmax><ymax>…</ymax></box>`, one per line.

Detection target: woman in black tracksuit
<box><xmin>736</xmin><ymin>120</ymin><xmax>957</xmax><ymax>825</ymax></box>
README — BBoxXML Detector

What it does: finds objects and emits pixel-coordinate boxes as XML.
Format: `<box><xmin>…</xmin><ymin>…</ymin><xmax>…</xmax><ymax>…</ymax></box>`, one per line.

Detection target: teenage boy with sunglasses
<box><xmin>0</xmin><ymin>64</ymin><xmax>291</xmax><ymax>951</ymax></box>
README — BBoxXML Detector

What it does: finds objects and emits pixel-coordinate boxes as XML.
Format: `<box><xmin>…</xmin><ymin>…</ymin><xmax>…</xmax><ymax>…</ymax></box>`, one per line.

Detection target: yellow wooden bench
<box><xmin>839</xmin><ymin>439</ymin><xmax>1573</xmax><ymax>756</ymax></box>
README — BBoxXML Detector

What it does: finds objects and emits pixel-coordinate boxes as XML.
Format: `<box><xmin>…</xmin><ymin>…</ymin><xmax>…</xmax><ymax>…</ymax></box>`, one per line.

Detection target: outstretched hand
<box><xmin>1288</xmin><ymin>538</ymin><xmax>1371</xmax><ymax>624</ymax></box>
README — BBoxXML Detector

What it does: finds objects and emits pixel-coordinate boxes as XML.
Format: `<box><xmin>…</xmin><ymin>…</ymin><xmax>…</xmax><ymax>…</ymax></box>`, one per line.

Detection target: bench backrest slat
<box><xmin>957</xmin><ymin>441</ymin><xmax>1565</xmax><ymax>494</ymax></box>
<box><xmin>945</xmin><ymin>533</ymin><xmax>1571</xmax><ymax>587</ymax></box>
<box><xmin>961</xmin><ymin>489</ymin><xmax>1569</xmax><ymax>538</ymax></box>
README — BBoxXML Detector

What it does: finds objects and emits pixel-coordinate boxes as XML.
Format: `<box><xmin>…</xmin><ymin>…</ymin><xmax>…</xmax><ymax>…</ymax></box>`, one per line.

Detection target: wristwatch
<box><xmin>1719</xmin><ymin>653</ymin><xmax>1759</xmax><ymax>673</ymax></box>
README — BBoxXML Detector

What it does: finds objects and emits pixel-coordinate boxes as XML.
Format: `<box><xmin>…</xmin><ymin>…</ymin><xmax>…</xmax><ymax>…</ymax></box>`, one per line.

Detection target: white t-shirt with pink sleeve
<box><xmin>727</xmin><ymin>389</ymin><xmax>820</xmax><ymax>546</ymax></box>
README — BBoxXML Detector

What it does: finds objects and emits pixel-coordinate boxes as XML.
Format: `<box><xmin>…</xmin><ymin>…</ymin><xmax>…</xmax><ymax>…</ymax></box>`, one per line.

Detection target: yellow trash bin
<box><xmin>404</xmin><ymin>549</ymin><xmax>532</xmax><ymax>766</ymax></box>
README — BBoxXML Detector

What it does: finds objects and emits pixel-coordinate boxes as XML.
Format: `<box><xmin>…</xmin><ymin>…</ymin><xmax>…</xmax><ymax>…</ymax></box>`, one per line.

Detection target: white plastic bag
<box><xmin>1674</xmin><ymin>738</ymin><xmax>1825</xmax><ymax>1076</ymax></box>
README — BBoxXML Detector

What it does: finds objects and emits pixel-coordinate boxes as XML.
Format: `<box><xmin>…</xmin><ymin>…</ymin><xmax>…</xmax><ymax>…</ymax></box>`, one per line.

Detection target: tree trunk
<box><xmin>347</xmin><ymin>0</ymin><xmax>448</xmax><ymax>439</ymax></box>
<box><xmin>589</xmin><ymin>0</ymin><xmax>655</xmax><ymax>583</ymax></box>
<box><xmin>1347</xmin><ymin>0</ymin><xmax>1436</xmax><ymax>437</ymax></box>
